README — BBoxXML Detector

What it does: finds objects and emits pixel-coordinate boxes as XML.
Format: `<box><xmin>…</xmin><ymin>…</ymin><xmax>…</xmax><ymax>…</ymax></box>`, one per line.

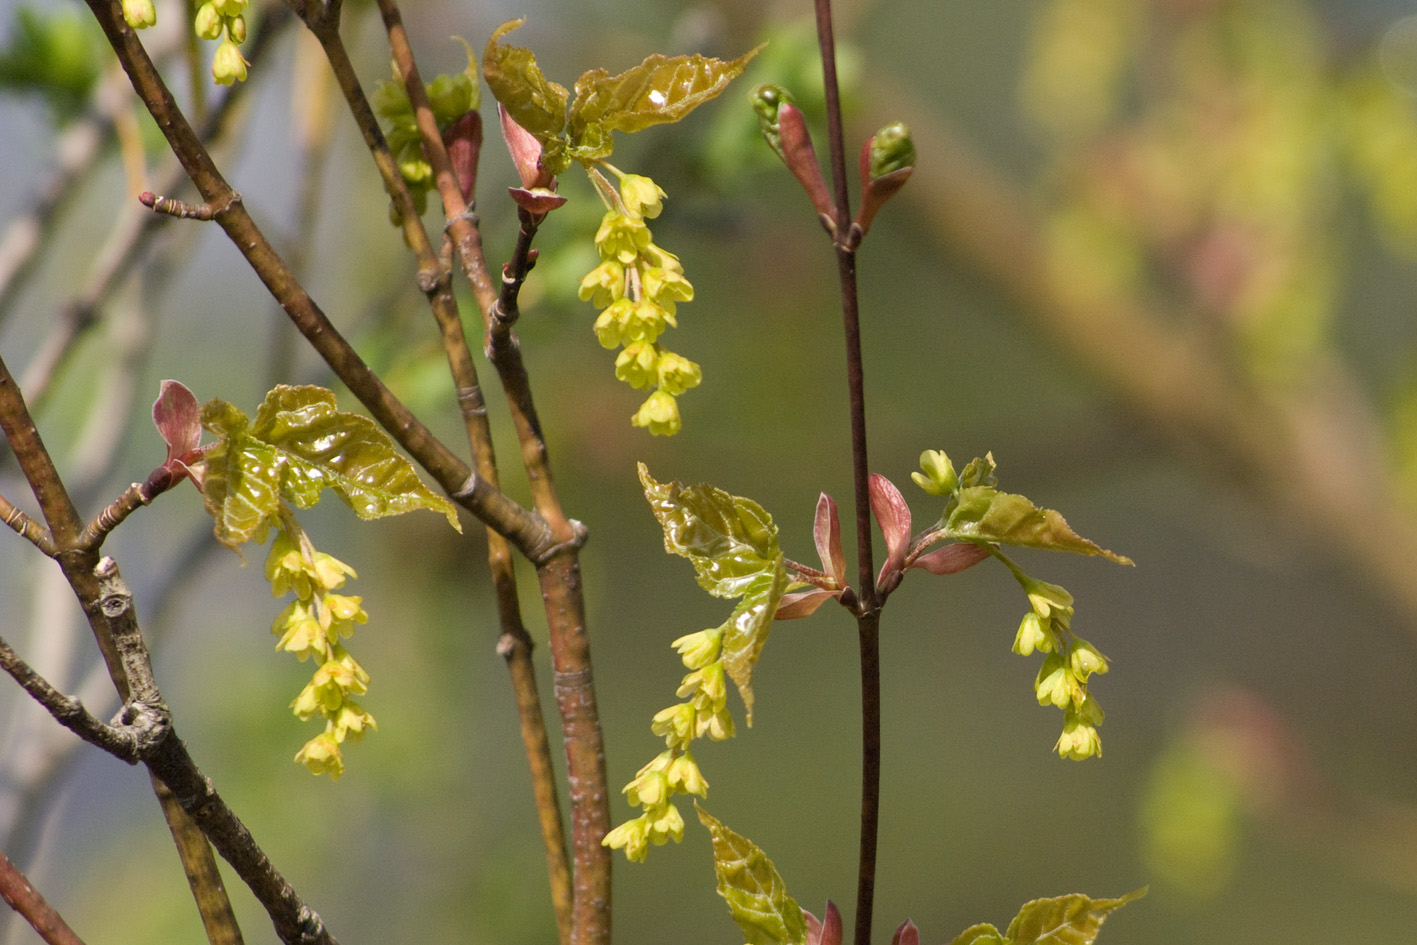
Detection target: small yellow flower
<box><xmin>671</xmin><ymin>627</ymin><xmax>722</xmax><ymax>670</ymax></box>
<box><xmin>212</xmin><ymin>38</ymin><xmax>249</xmax><ymax>85</ymax></box>
<box><xmin>656</xmin><ymin>352</ymin><xmax>702</xmax><ymax>396</ymax></box>
<box><xmin>578</xmin><ymin>260</ymin><xmax>627</xmax><ymax>308</ymax></box>
<box><xmin>666</xmin><ymin>752</ymin><xmax>708</xmax><ymax>796</ymax></box>
<box><xmin>631</xmin><ymin>390</ymin><xmax>681</xmax><ymax>436</ymax></box>
<box><xmin>619</xmin><ymin>174</ymin><xmax>666</xmax><ymax>220</ymax></box>
<box><xmin>594</xmin><ymin>212</ymin><xmax>651</xmax><ymax>264</ymax></box>
<box><xmin>295</xmin><ymin>732</ymin><xmax>345</xmax><ymax>778</ymax></box>
<box><xmin>651</xmin><ymin>703</ymin><xmax>696</xmax><ymax>747</ymax></box>
<box><xmin>603</xmin><ymin>817</ymin><xmax>650</xmax><ymax>862</ymax></box>
<box><xmin>614</xmin><ymin>342</ymin><xmax>660</xmax><ymax>389</ymax></box>
<box><xmin>121</xmin><ymin>0</ymin><xmax>156</xmax><ymax>29</ymax></box>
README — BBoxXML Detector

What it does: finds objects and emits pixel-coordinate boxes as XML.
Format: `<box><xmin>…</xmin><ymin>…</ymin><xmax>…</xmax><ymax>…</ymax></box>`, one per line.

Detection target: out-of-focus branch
<box><xmin>879</xmin><ymin>82</ymin><xmax>1417</xmax><ymax>623</ymax></box>
<box><xmin>0</xmin><ymin>848</ymin><xmax>88</xmax><ymax>945</ymax></box>
<box><xmin>372</xmin><ymin>8</ymin><xmax>605</xmax><ymax>943</ymax></box>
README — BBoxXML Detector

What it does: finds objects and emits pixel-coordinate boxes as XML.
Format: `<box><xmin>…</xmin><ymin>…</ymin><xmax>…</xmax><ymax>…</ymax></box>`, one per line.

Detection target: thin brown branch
<box><xmin>373</xmin><ymin>8</ymin><xmax>605</xmax><ymax>943</ymax></box>
<box><xmin>0</xmin><ymin>493</ymin><xmax>55</xmax><ymax>555</ymax></box>
<box><xmin>83</xmin><ymin>0</ymin><xmax>552</xmax><ymax>558</ymax></box>
<box><xmin>0</xmin><ymin>635</ymin><xmax>149</xmax><ymax>763</ymax></box>
<box><xmin>305</xmin><ymin>10</ymin><xmax>575</xmax><ymax>938</ymax></box>
<box><xmin>0</xmin><ymin>848</ymin><xmax>89</xmax><ymax>945</ymax></box>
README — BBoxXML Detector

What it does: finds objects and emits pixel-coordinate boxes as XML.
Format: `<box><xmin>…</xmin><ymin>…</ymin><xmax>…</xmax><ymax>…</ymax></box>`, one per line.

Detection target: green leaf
<box><xmin>482</xmin><ymin>20</ymin><xmax>568</xmax><ymax>140</ymax></box>
<box><xmin>943</xmin><ymin>487</ymin><xmax>1131</xmax><ymax>565</ymax></box>
<box><xmin>717</xmin><ymin>565</ymin><xmax>788</xmax><ymax>725</ymax></box>
<box><xmin>640</xmin><ymin>463</ymin><xmax>786</xmax><ymax>724</ymax></box>
<box><xmin>567</xmin><ymin>45</ymin><xmax>762</xmax><ymax>146</ymax></box>
<box><xmin>1002</xmin><ymin>889</ymin><xmax>1146</xmax><ymax>945</ymax></box>
<box><xmin>639</xmin><ymin>463</ymin><xmax>780</xmax><ymax>598</ymax></box>
<box><xmin>946</xmin><ymin>925</ymin><xmax>1005</xmax><ymax>945</ymax></box>
<box><xmin>200</xmin><ymin>386</ymin><xmax>460</xmax><ymax>549</ymax></box>
<box><xmin>696</xmin><ymin>806</ymin><xmax>808</xmax><ymax>945</ymax></box>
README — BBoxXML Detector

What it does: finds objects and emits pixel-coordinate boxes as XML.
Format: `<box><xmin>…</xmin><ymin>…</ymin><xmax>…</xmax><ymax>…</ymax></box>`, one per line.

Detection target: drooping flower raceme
<box><xmin>603</xmin><ymin>625</ymin><xmax>732</xmax><ymax>861</ymax></box>
<box><xmin>266</xmin><ymin>525</ymin><xmax>377</xmax><ymax>779</ymax></box>
<box><xmin>579</xmin><ymin>170</ymin><xmax>701</xmax><ymax>436</ymax></box>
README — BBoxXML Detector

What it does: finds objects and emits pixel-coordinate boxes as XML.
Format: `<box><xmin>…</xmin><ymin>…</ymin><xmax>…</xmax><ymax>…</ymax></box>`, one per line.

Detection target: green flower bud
<box><xmin>1034</xmin><ymin>653</ymin><xmax>1075</xmax><ymax>708</ymax></box>
<box><xmin>1013</xmin><ymin>611</ymin><xmax>1050</xmax><ymax>656</ymax></box>
<box><xmin>1069</xmin><ymin>638</ymin><xmax>1109</xmax><ymax>678</ymax></box>
<box><xmin>427</xmin><ymin>72</ymin><xmax>473</xmax><ymax>125</ymax></box>
<box><xmin>910</xmin><ymin>449</ymin><xmax>958</xmax><ymax>495</ymax></box>
<box><xmin>193</xmin><ymin>2</ymin><xmax>223</xmax><ymax>39</ymax></box>
<box><xmin>211</xmin><ymin>38</ymin><xmax>248</xmax><ymax>85</ymax></box>
<box><xmin>122</xmin><ymin>0</ymin><xmax>157</xmax><ymax>29</ymax></box>
<box><xmin>226</xmin><ymin>13</ymin><xmax>246</xmax><ymax>43</ymax></box>
<box><xmin>868</xmin><ymin>122</ymin><xmax>916</xmax><ymax>180</ymax></box>
<box><xmin>211</xmin><ymin>0</ymin><xmax>245</xmax><ymax>17</ymax></box>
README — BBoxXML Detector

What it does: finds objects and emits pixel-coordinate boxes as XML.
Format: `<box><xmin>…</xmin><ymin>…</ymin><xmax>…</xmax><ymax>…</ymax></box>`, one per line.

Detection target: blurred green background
<box><xmin>3</xmin><ymin>0</ymin><xmax>1417</xmax><ymax>943</ymax></box>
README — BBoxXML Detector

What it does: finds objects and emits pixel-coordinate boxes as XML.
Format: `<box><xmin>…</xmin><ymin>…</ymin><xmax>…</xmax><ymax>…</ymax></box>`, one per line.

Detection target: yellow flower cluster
<box><xmin>579</xmin><ymin>171</ymin><xmax>701</xmax><ymax>436</ymax></box>
<box><xmin>1011</xmin><ymin>575</ymin><xmax>1108</xmax><ymax>760</ymax></box>
<box><xmin>266</xmin><ymin>527</ymin><xmax>377</xmax><ymax>779</ymax></box>
<box><xmin>603</xmin><ymin>626</ymin><xmax>732</xmax><ymax>861</ymax></box>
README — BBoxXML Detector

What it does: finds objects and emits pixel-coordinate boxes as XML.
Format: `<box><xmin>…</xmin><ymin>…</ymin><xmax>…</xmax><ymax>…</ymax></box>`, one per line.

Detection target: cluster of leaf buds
<box><xmin>265</xmin><ymin>523</ymin><xmax>377</xmax><ymax>778</ymax></box>
<box><xmin>752</xmin><ymin>84</ymin><xmax>916</xmax><ymax>248</ymax></box>
<box><xmin>373</xmin><ymin>42</ymin><xmax>483</xmax><ymax>217</ymax></box>
<box><xmin>193</xmin><ymin>0</ymin><xmax>250</xmax><ymax>85</ymax></box>
<box><xmin>579</xmin><ymin>169</ymin><xmax>700</xmax><ymax>436</ymax></box>
<box><xmin>603</xmin><ymin>625</ymin><xmax>730</xmax><ymax>861</ymax></box>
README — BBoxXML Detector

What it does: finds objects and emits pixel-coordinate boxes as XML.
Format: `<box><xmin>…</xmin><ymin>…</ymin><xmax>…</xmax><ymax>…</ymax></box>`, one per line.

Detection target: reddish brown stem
<box><xmin>0</xmin><ymin>848</ymin><xmax>88</xmax><ymax>945</ymax></box>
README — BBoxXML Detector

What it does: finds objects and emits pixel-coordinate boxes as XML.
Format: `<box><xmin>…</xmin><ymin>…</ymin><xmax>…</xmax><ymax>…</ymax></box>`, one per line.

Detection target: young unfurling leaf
<box><xmin>199</xmin><ymin>385</ymin><xmax>460</xmax><ymax>549</ymax></box>
<box><xmin>639</xmin><ymin>463</ymin><xmax>786</xmax><ymax>723</ymax></box>
<box><xmin>697</xmin><ymin>806</ymin><xmax>809</xmax><ymax>945</ymax></box>
<box><xmin>942</xmin><ymin>486</ymin><xmax>1131</xmax><ymax>564</ymax></box>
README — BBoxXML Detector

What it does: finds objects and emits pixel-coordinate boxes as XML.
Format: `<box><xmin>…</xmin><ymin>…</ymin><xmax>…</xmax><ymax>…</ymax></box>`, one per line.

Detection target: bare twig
<box><xmin>0</xmin><ymin>493</ymin><xmax>54</xmax><ymax>555</ymax></box>
<box><xmin>0</xmin><ymin>848</ymin><xmax>88</xmax><ymax>945</ymax></box>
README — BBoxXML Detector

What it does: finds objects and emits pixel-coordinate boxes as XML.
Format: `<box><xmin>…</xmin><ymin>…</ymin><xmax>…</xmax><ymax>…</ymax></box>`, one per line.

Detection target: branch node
<box><xmin>530</xmin><ymin>518</ymin><xmax>589</xmax><ymax>567</ymax></box>
<box><xmin>139</xmin><ymin>191</ymin><xmax>217</xmax><ymax>221</ymax></box>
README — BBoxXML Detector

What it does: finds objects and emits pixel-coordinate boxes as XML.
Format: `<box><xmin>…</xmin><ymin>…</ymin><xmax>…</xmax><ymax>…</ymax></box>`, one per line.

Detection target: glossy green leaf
<box><xmin>639</xmin><ymin>463</ymin><xmax>780</xmax><ymax>598</ymax></box>
<box><xmin>946</xmin><ymin>925</ymin><xmax>1005</xmax><ymax>945</ymax></box>
<box><xmin>200</xmin><ymin>386</ymin><xmax>459</xmax><ymax>549</ymax></box>
<box><xmin>943</xmin><ymin>487</ymin><xmax>1131</xmax><ymax>565</ymax></box>
<box><xmin>482</xmin><ymin>20</ymin><xmax>568</xmax><ymax>141</ymax></box>
<box><xmin>697</xmin><ymin>806</ymin><xmax>808</xmax><ymax>945</ymax></box>
<box><xmin>641</xmin><ymin>463</ymin><xmax>786</xmax><ymax>724</ymax></box>
<box><xmin>567</xmin><ymin>46</ymin><xmax>761</xmax><ymax>145</ymax></box>
<box><xmin>1002</xmin><ymin>889</ymin><xmax>1146</xmax><ymax>945</ymax></box>
<box><xmin>717</xmin><ymin>565</ymin><xmax>788</xmax><ymax>725</ymax></box>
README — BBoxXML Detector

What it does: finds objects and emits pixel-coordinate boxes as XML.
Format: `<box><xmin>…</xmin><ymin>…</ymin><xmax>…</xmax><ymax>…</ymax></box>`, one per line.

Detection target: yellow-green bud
<box><xmin>122</xmin><ymin>0</ymin><xmax>157</xmax><ymax>29</ymax></box>
<box><xmin>194</xmin><ymin>2</ymin><xmax>222</xmax><ymax>39</ymax></box>
<box><xmin>911</xmin><ymin>449</ymin><xmax>958</xmax><ymax>495</ymax></box>
<box><xmin>212</xmin><ymin>38</ymin><xmax>248</xmax><ymax>85</ymax></box>
<box><xmin>868</xmin><ymin>122</ymin><xmax>916</xmax><ymax>180</ymax></box>
<box><xmin>227</xmin><ymin>13</ymin><xmax>247</xmax><ymax>43</ymax></box>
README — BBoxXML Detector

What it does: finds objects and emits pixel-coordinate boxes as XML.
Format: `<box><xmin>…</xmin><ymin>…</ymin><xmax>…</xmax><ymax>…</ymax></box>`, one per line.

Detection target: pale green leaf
<box><xmin>1002</xmin><ymin>889</ymin><xmax>1146</xmax><ymax>945</ymax></box>
<box><xmin>568</xmin><ymin>46</ymin><xmax>762</xmax><ymax>145</ymax></box>
<box><xmin>200</xmin><ymin>386</ymin><xmax>460</xmax><ymax>549</ymax></box>
<box><xmin>697</xmin><ymin>806</ymin><xmax>808</xmax><ymax>945</ymax></box>
<box><xmin>482</xmin><ymin>19</ymin><xmax>568</xmax><ymax>140</ymax></box>
<box><xmin>946</xmin><ymin>925</ymin><xmax>1005</xmax><ymax>945</ymax></box>
<box><xmin>717</xmin><ymin>564</ymin><xmax>788</xmax><ymax>726</ymax></box>
<box><xmin>639</xmin><ymin>463</ymin><xmax>780</xmax><ymax>598</ymax></box>
<box><xmin>943</xmin><ymin>487</ymin><xmax>1131</xmax><ymax>565</ymax></box>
